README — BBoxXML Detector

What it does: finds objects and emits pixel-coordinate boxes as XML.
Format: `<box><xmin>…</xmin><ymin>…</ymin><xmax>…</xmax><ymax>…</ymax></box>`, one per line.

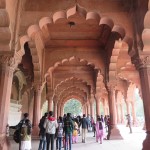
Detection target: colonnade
<box><xmin>0</xmin><ymin>55</ymin><xmax>150</xmax><ymax>150</ymax></box>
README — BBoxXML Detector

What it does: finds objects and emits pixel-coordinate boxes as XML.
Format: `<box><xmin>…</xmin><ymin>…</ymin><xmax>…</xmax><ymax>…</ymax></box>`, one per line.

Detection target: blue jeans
<box><xmin>56</xmin><ymin>137</ymin><xmax>62</xmax><ymax>150</ymax></box>
<box><xmin>65</xmin><ymin>133</ymin><xmax>72</xmax><ymax>150</ymax></box>
<box><xmin>38</xmin><ymin>135</ymin><xmax>47</xmax><ymax>150</ymax></box>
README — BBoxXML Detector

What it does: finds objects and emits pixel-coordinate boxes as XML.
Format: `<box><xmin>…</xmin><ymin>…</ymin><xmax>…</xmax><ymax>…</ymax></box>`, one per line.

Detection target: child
<box><xmin>72</xmin><ymin>120</ymin><xmax>78</xmax><ymax>144</ymax></box>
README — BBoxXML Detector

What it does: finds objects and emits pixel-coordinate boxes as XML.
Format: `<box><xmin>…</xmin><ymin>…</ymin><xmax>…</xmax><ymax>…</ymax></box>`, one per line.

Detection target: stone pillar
<box><xmin>0</xmin><ymin>58</ymin><xmax>15</xmax><ymax>150</ymax></box>
<box><xmin>57</xmin><ymin>104</ymin><xmax>61</xmax><ymax>117</ymax></box>
<box><xmin>90</xmin><ymin>101</ymin><xmax>94</xmax><ymax>118</ymax></box>
<box><xmin>131</xmin><ymin>102</ymin><xmax>137</xmax><ymax>126</ymax></box>
<box><xmin>95</xmin><ymin>96</ymin><xmax>100</xmax><ymax>117</ymax></box>
<box><xmin>107</xmin><ymin>84</ymin><xmax>122</xmax><ymax>139</ymax></box>
<box><xmin>61</xmin><ymin>104</ymin><xmax>64</xmax><ymax>116</ymax></box>
<box><xmin>87</xmin><ymin>102</ymin><xmax>91</xmax><ymax>116</ymax></box>
<box><xmin>132</xmin><ymin>55</ymin><xmax>150</xmax><ymax>150</ymax></box>
<box><xmin>48</xmin><ymin>93</ymin><xmax>53</xmax><ymax>111</ymax></box>
<box><xmin>120</xmin><ymin>103</ymin><xmax>124</xmax><ymax>124</ymax></box>
<box><xmin>126</xmin><ymin>101</ymin><xmax>130</xmax><ymax>115</ymax></box>
<box><xmin>116</xmin><ymin>103</ymin><xmax>120</xmax><ymax>124</ymax></box>
<box><xmin>82</xmin><ymin>105</ymin><xmax>85</xmax><ymax>114</ymax></box>
<box><xmin>32</xmin><ymin>86</ymin><xmax>42</xmax><ymax>137</ymax></box>
<box><xmin>54</xmin><ymin>102</ymin><xmax>57</xmax><ymax>118</ymax></box>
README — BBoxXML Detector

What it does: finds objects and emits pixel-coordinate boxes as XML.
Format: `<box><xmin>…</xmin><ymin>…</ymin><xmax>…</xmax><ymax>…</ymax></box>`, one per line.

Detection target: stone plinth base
<box><xmin>0</xmin><ymin>136</ymin><xmax>10</xmax><ymax>150</ymax></box>
<box><xmin>109</xmin><ymin>127</ymin><xmax>123</xmax><ymax>140</ymax></box>
<box><xmin>142</xmin><ymin>133</ymin><xmax>150</xmax><ymax>150</ymax></box>
<box><xmin>32</xmin><ymin>126</ymin><xmax>40</xmax><ymax>138</ymax></box>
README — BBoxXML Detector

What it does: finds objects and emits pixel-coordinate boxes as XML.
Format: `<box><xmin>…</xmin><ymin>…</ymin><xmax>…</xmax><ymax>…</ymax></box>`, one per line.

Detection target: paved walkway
<box><xmin>10</xmin><ymin>125</ymin><xmax>146</xmax><ymax>150</ymax></box>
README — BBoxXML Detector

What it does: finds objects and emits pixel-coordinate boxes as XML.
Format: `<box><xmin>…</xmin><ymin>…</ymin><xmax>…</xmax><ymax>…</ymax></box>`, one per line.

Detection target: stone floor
<box><xmin>10</xmin><ymin>125</ymin><xmax>146</xmax><ymax>150</ymax></box>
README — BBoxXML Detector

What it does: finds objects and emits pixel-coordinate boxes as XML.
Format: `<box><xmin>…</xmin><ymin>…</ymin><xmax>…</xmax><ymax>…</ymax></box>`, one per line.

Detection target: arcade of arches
<box><xmin>0</xmin><ymin>0</ymin><xmax>150</xmax><ymax>149</ymax></box>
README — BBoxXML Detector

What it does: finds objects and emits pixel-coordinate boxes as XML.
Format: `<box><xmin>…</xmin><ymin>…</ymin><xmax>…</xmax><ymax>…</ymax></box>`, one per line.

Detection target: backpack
<box><xmin>57</xmin><ymin>122</ymin><xmax>63</xmax><ymax>137</ymax></box>
<box><xmin>13</xmin><ymin>129</ymin><xmax>20</xmax><ymax>143</ymax></box>
<box><xmin>99</xmin><ymin>121</ymin><xmax>103</xmax><ymax>130</ymax></box>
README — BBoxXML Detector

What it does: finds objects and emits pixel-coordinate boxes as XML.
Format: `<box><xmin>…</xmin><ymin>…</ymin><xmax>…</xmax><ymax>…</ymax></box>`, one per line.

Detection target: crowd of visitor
<box><xmin>10</xmin><ymin>112</ymin><xmax>112</xmax><ymax>150</ymax></box>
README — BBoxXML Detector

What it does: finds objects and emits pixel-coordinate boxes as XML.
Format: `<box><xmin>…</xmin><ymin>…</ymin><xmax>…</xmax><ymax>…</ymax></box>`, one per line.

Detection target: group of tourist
<box><xmin>11</xmin><ymin>112</ymin><xmax>112</xmax><ymax>150</ymax></box>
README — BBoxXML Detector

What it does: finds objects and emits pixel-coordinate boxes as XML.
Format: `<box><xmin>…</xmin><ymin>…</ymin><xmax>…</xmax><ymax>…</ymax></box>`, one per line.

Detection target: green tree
<box><xmin>64</xmin><ymin>99</ymin><xmax>82</xmax><ymax>116</ymax></box>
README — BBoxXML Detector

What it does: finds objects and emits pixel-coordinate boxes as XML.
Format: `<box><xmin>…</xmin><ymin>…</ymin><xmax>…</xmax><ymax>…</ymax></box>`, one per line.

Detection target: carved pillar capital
<box><xmin>0</xmin><ymin>55</ymin><xmax>19</xmax><ymax>70</ymax></box>
<box><xmin>107</xmin><ymin>82</ymin><xmax>116</xmax><ymax>92</ymax></box>
<box><xmin>132</xmin><ymin>55</ymin><xmax>150</xmax><ymax>70</ymax></box>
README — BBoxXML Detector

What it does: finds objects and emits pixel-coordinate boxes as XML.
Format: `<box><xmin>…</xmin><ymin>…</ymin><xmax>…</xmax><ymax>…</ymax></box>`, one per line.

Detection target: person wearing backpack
<box><xmin>63</xmin><ymin>113</ymin><xmax>74</xmax><ymax>150</ymax></box>
<box><xmin>38</xmin><ymin>112</ymin><xmax>48</xmax><ymax>150</ymax></box>
<box><xmin>10</xmin><ymin>113</ymin><xmax>32</xmax><ymax>150</ymax></box>
<box><xmin>20</xmin><ymin>119</ymin><xmax>32</xmax><ymax>150</ymax></box>
<box><xmin>56</xmin><ymin>116</ymin><xmax>63</xmax><ymax>150</ymax></box>
<box><xmin>95</xmin><ymin>117</ymin><xmax>104</xmax><ymax>144</ymax></box>
<box><xmin>44</xmin><ymin>111</ymin><xmax>58</xmax><ymax>150</ymax></box>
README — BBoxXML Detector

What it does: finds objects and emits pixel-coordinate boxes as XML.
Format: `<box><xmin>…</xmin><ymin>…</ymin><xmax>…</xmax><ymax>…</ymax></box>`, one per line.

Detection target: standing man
<box><xmin>63</xmin><ymin>113</ymin><xmax>74</xmax><ymax>150</ymax></box>
<box><xmin>38</xmin><ymin>112</ymin><xmax>48</xmax><ymax>150</ymax></box>
<box><xmin>80</xmin><ymin>114</ymin><xmax>88</xmax><ymax>143</ymax></box>
<box><xmin>44</xmin><ymin>111</ymin><xmax>58</xmax><ymax>150</ymax></box>
<box><xmin>126</xmin><ymin>114</ymin><xmax>132</xmax><ymax>133</ymax></box>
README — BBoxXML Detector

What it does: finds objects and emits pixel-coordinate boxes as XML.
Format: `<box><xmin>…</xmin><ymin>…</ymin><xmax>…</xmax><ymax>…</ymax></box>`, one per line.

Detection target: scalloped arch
<box><xmin>53</xmin><ymin>76</ymin><xmax>91</xmax><ymax>95</ymax></box>
<box><xmin>109</xmin><ymin>40</ymin><xmax>123</xmax><ymax>81</ymax></box>
<box><xmin>61</xmin><ymin>95</ymin><xmax>84</xmax><ymax>106</ymax></box>
<box><xmin>56</xmin><ymin>85</ymin><xmax>88</xmax><ymax>99</ymax></box>
<box><xmin>26</xmin><ymin>4</ymin><xmax>128</xmax><ymax>44</ymax></box>
<box><xmin>19</xmin><ymin>35</ymin><xmax>41</xmax><ymax>83</ymax></box>
<box><xmin>47</xmin><ymin>56</ymin><xmax>99</xmax><ymax>74</ymax></box>
<box><xmin>58</xmin><ymin>86</ymin><xmax>87</xmax><ymax>101</ymax></box>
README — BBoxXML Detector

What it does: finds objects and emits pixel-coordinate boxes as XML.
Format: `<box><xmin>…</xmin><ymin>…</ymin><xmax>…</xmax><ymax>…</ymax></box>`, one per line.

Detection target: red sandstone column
<box><xmin>90</xmin><ymin>102</ymin><xmax>94</xmax><ymax>118</ymax></box>
<box><xmin>32</xmin><ymin>85</ymin><xmax>42</xmax><ymax>137</ymax></box>
<box><xmin>95</xmin><ymin>95</ymin><xmax>100</xmax><ymax>117</ymax></box>
<box><xmin>107</xmin><ymin>84</ymin><xmax>122</xmax><ymax>139</ymax></box>
<box><xmin>87</xmin><ymin>102</ymin><xmax>91</xmax><ymax>116</ymax></box>
<box><xmin>54</xmin><ymin>102</ymin><xmax>57</xmax><ymax>118</ymax></box>
<box><xmin>0</xmin><ymin>60</ymin><xmax>15</xmax><ymax>150</ymax></box>
<box><xmin>116</xmin><ymin>104</ymin><xmax>120</xmax><ymax>123</ymax></box>
<box><xmin>60</xmin><ymin>104</ymin><xmax>64</xmax><ymax>116</ymax></box>
<box><xmin>131</xmin><ymin>102</ymin><xmax>137</xmax><ymax>126</ymax></box>
<box><xmin>120</xmin><ymin>104</ymin><xmax>124</xmax><ymax>124</ymax></box>
<box><xmin>48</xmin><ymin>93</ymin><xmax>53</xmax><ymax>111</ymax></box>
<box><xmin>57</xmin><ymin>104</ymin><xmax>61</xmax><ymax>117</ymax></box>
<box><xmin>126</xmin><ymin>101</ymin><xmax>130</xmax><ymax>115</ymax></box>
<box><xmin>132</xmin><ymin>55</ymin><xmax>150</xmax><ymax>150</ymax></box>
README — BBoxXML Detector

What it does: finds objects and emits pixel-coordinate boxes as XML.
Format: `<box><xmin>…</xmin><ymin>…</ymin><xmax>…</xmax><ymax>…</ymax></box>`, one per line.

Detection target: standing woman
<box><xmin>20</xmin><ymin>119</ymin><xmax>32</xmax><ymax>150</ymax></box>
<box><xmin>95</xmin><ymin>117</ymin><xmax>104</xmax><ymax>144</ymax></box>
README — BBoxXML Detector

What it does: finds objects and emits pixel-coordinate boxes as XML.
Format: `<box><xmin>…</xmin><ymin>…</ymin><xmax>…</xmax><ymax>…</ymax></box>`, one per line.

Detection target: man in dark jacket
<box><xmin>38</xmin><ymin>112</ymin><xmax>48</xmax><ymax>150</ymax></box>
<box><xmin>63</xmin><ymin>113</ymin><xmax>74</xmax><ymax>150</ymax></box>
<box><xmin>80</xmin><ymin>114</ymin><xmax>88</xmax><ymax>143</ymax></box>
